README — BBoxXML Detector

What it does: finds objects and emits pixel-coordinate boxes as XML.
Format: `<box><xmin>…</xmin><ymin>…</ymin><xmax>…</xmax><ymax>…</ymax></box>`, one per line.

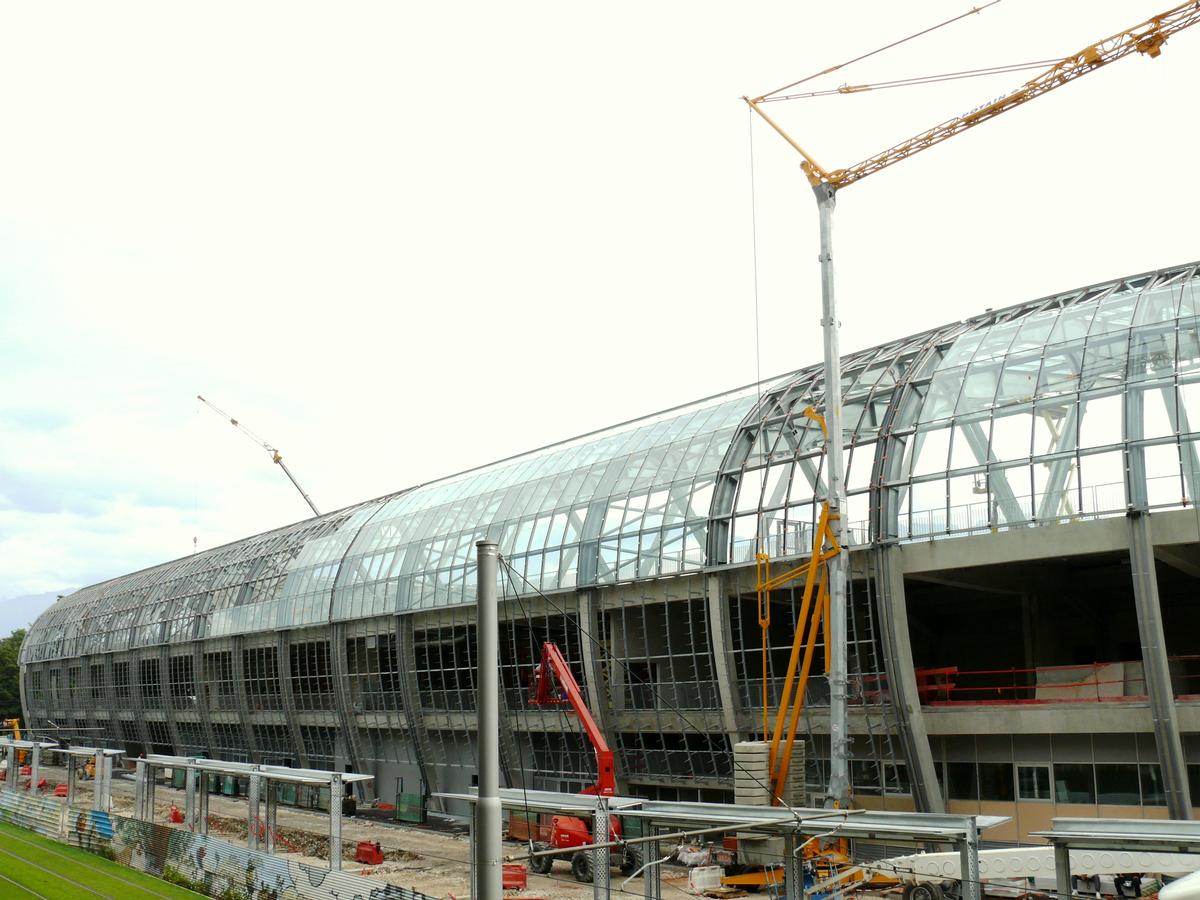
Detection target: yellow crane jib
<box><xmin>746</xmin><ymin>0</ymin><xmax>1200</xmax><ymax>192</ymax></box>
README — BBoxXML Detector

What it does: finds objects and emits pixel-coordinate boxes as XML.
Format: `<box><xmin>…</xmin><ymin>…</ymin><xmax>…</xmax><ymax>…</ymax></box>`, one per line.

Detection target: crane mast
<box><xmin>196</xmin><ymin>394</ymin><xmax>322</xmax><ymax>517</ymax></box>
<box><xmin>744</xmin><ymin>0</ymin><xmax>1200</xmax><ymax>808</ymax></box>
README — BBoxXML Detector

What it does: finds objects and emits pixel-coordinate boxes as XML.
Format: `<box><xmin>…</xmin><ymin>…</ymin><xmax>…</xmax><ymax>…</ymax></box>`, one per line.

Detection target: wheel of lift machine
<box><xmin>619</xmin><ymin>845</ymin><xmax>643</xmax><ymax>876</ymax></box>
<box><xmin>528</xmin><ymin>843</ymin><xmax>554</xmax><ymax>875</ymax></box>
<box><xmin>571</xmin><ymin>850</ymin><xmax>594</xmax><ymax>883</ymax></box>
<box><xmin>903</xmin><ymin>882</ymin><xmax>945</xmax><ymax>900</ymax></box>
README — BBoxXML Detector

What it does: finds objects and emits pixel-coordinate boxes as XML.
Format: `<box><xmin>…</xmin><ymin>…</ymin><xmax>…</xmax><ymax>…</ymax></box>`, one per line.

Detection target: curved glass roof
<box><xmin>22</xmin><ymin>382</ymin><xmax>769</xmax><ymax>662</ymax></box>
<box><xmin>24</xmin><ymin>260</ymin><xmax>1200</xmax><ymax>664</ymax></box>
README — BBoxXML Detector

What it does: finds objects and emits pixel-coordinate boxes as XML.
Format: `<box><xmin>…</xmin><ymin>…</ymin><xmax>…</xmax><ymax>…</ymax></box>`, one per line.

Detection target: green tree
<box><xmin>0</xmin><ymin>629</ymin><xmax>26</xmax><ymax>721</ymax></box>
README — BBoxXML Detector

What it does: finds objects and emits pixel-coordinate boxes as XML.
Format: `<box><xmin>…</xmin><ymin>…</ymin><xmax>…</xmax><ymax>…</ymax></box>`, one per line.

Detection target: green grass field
<box><xmin>0</xmin><ymin>818</ymin><xmax>202</xmax><ymax>899</ymax></box>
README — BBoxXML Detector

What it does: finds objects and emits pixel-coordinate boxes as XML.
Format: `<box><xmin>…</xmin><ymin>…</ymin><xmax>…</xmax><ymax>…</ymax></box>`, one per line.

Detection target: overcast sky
<box><xmin>1</xmin><ymin>1</ymin><xmax>1197</xmax><ymax>602</ymax></box>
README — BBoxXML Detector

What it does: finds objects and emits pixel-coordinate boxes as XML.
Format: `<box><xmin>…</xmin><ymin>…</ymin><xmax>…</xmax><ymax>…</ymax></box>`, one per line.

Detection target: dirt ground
<box><xmin>36</xmin><ymin>763</ymin><xmax>696</xmax><ymax>899</ymax></box>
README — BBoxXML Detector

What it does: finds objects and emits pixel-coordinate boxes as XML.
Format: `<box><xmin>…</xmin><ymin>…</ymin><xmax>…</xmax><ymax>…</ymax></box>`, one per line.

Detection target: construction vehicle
<box><xmin>196</xmin><ymin>394</ymin><xmax>321</xmax><ymax>517</ymax></box>
<box><xmin>524</xmin><ymin>641</ymin><xmax>639</xmax><ymax>883</ymax></box>
<box><xmin>3</xmin><ymin>719</ymin><xmax>28</xmax><ymax>764</ymax></box>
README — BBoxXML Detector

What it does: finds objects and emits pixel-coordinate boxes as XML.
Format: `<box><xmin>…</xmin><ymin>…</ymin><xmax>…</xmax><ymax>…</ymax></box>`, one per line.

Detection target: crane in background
<box><xmin>745</xmin><ymin>1</ymin><xmax>1200</xmax><ymax>808</ymax></box>
<box><xmin>196</xmin><ymin>394</ymin><xmax>322</xmax><ymax>517</ymax></box>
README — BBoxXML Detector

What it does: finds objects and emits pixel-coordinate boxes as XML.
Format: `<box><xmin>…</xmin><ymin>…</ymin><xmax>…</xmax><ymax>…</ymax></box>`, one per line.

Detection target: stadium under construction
<box><xmin>20</xmin><ymin>260</ymin><xmax>1200</xmax><ymax>842</ymax></box>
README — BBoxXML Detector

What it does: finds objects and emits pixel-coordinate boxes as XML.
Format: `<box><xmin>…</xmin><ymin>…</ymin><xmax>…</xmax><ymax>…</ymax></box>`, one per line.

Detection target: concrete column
<box><xmin>66</xmin><ymin>754</ymin><xmax>77</xmax><ymax>807</ymax></box>
<box><xmin>876</xmin><ymin>546</ymin><xmax>945</xmax><ymax>813</ymax></box>
<box><xmin>705</xmin><ymin>574</ymin><xmax>743</xmax><ymax>742</ymax></box>
<box><xmin>959</xmin><ymin>816</ymin><xmax>980</xmax><ymax>900</ymax></box>
<box><xmin>29</xmin><ymin>746</ymin><xmax>41</xmax><ymax>794</ymax></box>
<box><xmin>1054</xmin><ymin>842</ymin><xmax>1072</xmax><ymax>900</ymax></box>
<box><xmin>100</xmin><ymin>753</ymin><xmax>113</xmax><ymax>812</ymax></box>
<box><xmin>5</xmin><ymin>744</ymin><xmax>15</xmax><ymax>792</ymax></box>
<box><xmin>143</xmin><ymin>761</ymin><xmax>156</xmax><ymax>817</ymax></box>
<box><xmin>184</xmin><ymin>765</ymin><xmax>197</xmax><ymax>831</ymax></box>
<box><xmin>592</xmin><ymin>797</ymin><xmax>609</xmax><ymax>900</ymax></box>
<box><xmin>329</xmin><ymin>773</ymin><xmax>343</xmax><ymax>871</ymax></box>
<box><xmin>1128</xmin><ymin>510</ymin><xmax>1192</xmax><ymax>819</ymax></box>
<box><xmin>199</xmin><ymin>774</ymin><xmax>210</xmax><ymax>835</ymax></box>
<box><xmin>247</xmin><ymin>773</ymin><xmax>261</xmax><ymax>851</ymax></box>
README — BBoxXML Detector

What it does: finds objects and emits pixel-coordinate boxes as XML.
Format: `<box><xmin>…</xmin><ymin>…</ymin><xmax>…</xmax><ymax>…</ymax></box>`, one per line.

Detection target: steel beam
<box><xmin>1127</xmin><ymin>508</ymin><xmax>1192</xmax><ymax>819</ymax></box>
<box><xmin>875</xmin><ymin>546</ymin><xmax>944</xmax><ymax>813</ymax></box>
<box><xmin>474</xmin><ymin>541</ymin><xmax>502</xmax><ymax>900</ymax></box>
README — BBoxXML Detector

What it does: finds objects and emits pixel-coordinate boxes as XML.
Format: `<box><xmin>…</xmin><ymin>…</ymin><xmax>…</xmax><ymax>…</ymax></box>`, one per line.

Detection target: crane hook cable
<box><xmin>755</xmin><ymin>0</ymin><xmax>1004</xmax><ymax>102</ymax></box>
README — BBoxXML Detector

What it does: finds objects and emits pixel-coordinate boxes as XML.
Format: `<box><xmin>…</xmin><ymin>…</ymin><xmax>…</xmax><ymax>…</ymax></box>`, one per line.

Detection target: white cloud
<box><xmin>0</xmin><ymin>0</ymin><xmax>1197</xmax><ymax>595</ymax></box>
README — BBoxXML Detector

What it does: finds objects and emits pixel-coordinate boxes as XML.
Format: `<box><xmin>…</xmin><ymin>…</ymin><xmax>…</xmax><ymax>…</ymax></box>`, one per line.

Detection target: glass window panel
<box><xmin>1037</xmin><ymin>344</ymin><xmax>1084</xmax><ymax>398</ymax></box>
<box><xmin>1139</xmin><ymin>385</ymin><xmax>1177</xmax><ymax>440</ymax></box>
<box><xmin>1080</xmin><ymin>334</ymin><xmax>1129</xmax><ymax>390</ymax></box>
<box><xmin>1011</xmin><ymin>310</ymin><xmax>1057</xmax><ymax>352</ymax></box>
<box><xmin>979</xmin><ymin>762</ymin><xmax>1015</xmax><ymax>802</ymax></box>
<box><xmin>912</xmin><ymin>427</ymin><xmax>952</xmax><ymax>477</ymax></box>
<box><xmin>1088</xmin><ymin>291</ymin><xmax>1137</xmax><ymax>335</ymax></box>
<box><xmin>1078</xmin><ymin>451</ymin><xmax>1125</xmax><ymax>514</ymax></box>
<box><xmin>941</xmin><ymin>332</ymin><xmax>986</xmax><ymax>369</ymax></box>
<box><xmin>1048</xmin><ymin>303</ymin><xmax>1098</xmax><ymax>344</ymax></box>
<box><xmin>946</xmin><ymin>762</ymin><xmax>978</xmax><ymax>801</ymax></box>
<box><xmin>996</xmin><ymin>353</ymin><xmax>1042</xmax><ymax>407</ymax></box>
<box><xmin>846</xmin><ymin>443</ymin><xmax>876</xmax><ymax>491</ymax></box>
<box><xmin>762</xmin><ymin>462</ymin><xmax>792</xmax><ymax>509</ymax></box>
<box><xmin>1133</xmin><ymin>284</ymin><xmax>1180</xmax><ymax>325</ymax></box>
<box><xmin>919</xmin><ymin>369</ymin><xmax>965</xmax><ymax>423</ymax></box>
<box><xmin>1054</xmin><ymin>763</ymin><xmax>1096</xmax><ymax>804</ymax></box>
<box><xmin>1096</xmin><ymin>764</ymin><xmax>1140</xmax><ymax>805</ymax></box>
<box><xmin>1140</xmin><ymin>763</ymin><xmax>1167</xmax><ymax>806</ymax></box>
<box><xmin>1034</xmin><ymin>404</ymin><xmax>1076</xmax><ymax>457</ymax></box>
<box><xmin>1018</xmin><ymin>765</ymin><xmax>1051</xmax><ymax>800</ymax></box>
<box><xmin>956</xmin><ymin>363</ymin><xmax>1001</xmax><ymax>415</ymax></box>
<box><xmin>972</xmin><ymin>321</ymin><xmax>1021</xmax><ymax>363</ymax></box>
<box><xmin>909</xmin><ymin>479</ymin><xmax>946</xmax><ymax>534</ymax></box>
<box><xmin>1143</xmin><ymin>443</ymin><xmax>1182</xmax><ymax>507</ymax></box>
<box><xmin>1178</xmin><ymin>381</ymin><xmax>1200</xmax><ymax>436</ymax></box>
<box><xmin>735</xmin><ymin>468</ymin><xmax>765</xmax><ymax>514</ymax></box>
<box><xmin>991</xmin><ymin>466</ymin><xmax>1033</xmax><ymax>524</ymax></box>
<box><xmin>950</xmin><ymin>420</ymin><xmax>988</xmax><ymax>470</ymax></box>
<box><xmin>1179</xmin><ymin>317</ymin><xmax>1200</xmax><ymax>374</ymax></box>
<box><xmin>1078</xmin><ymin>393</ymin><xmax>1123</xmax><ymax>449</ymax></box>
<box><xmin>1128</xmin><ymin>324</ymin><xmax>1176</xmax><ymax>383</ymax></box>
<box><xmin>990</xmin><ymin>410</ymin><xmax>1033</xmax><ymax>462</ymax></box>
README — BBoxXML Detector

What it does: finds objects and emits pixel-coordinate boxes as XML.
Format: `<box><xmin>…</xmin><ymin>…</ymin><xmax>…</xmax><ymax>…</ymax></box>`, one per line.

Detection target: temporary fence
<box><xmin>0</xmin><ymin>788</ymin><xmax>439</xmax><ymax>900</ymax></box>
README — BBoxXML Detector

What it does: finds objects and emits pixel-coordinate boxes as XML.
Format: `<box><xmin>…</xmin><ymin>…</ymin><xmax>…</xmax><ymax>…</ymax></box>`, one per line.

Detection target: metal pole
<box><xmin>1054</xmin><ymin>842</ymin><xmax>1072</xmax><ymax>900</ymax></box>
<box><xmin>475</xmin><ymin>540</ymin><xmax>503</xmax><ymax>900</ymax></box>
<box><xmin>329</xmin><ymin>773</ymin><xmax>343</xmax><ymax>871</ymax></box>
<box><xmin>959</xmin><ymin>816</ymin><xmax>981</xmax><ymax>900</ymax></box>
<box><xmin>248</xmin><ymin>773</ymin><xmax>261</xmax><ymax>851</ymax></box>
<box><xmin>185</xmin><ymin>765</ymin><xmax>197</xmax><ymax>831</ymax></box>
<box><xmin>814</xmin><ymin>183</ymin><xmax>850</xmax><ymax>805</ymax></box>
<box><xmin>66</xmin><ymin>754</ymin><xmax>77</xmax><ymax>807</ymax></box>
<box><xmin>592</xmin><ymin>797</ymin><xmax>610</xmax><ymax>900</ymax></box>
<box><xmin>265</xmin><ymin>779</ymin><xmax>276</xmax><ymax>853</ymax></box>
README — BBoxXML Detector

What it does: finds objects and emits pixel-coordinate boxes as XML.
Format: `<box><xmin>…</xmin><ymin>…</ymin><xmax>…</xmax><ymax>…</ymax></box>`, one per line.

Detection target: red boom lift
<box><xmin>525</xmin><ymin>641</ymin><xmax>640</xmax><ymax>883</ymax></box>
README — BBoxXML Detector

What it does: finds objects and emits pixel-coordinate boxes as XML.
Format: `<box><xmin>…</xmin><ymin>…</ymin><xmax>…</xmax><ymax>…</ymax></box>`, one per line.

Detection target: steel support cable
<box><xmin>496</xmin><ymin>555</ymin><xmax>811</xmax><ymax>826</ymax></box>
<box><xmin>755</xmin><ymin>0</ymin><xmax>1004</xmax><ymax>100</ymax></box>
<box><xmin>764</xmin><ymin>58</ymin><xmax>1062</xmax><ymax>101</ymax></box>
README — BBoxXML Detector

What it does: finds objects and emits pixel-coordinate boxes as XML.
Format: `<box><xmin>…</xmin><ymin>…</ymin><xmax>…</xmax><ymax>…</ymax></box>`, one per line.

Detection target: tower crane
<box><xmin>744</xmin><ymin>1</ymin><xmax>1200</xmax><ymax>808</ymax></box>
<box><xmin>196</xmin><ymin>395</ymin><xmax>322</xmax><ymax>517</ymax></box>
